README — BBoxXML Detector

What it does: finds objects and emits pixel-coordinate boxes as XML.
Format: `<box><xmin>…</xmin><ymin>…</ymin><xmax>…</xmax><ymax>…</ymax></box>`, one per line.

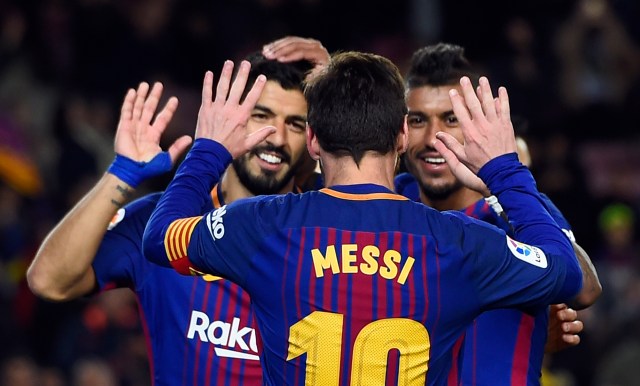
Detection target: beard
<box><xmin>417</xmin><ymin>178</ymin><xmax>464</xmax><ymax>201</ymax></box>
<box><xmin>232</xmin><ymin>145</ymin><xmax>299</xmax><ymax>196</ymax></box>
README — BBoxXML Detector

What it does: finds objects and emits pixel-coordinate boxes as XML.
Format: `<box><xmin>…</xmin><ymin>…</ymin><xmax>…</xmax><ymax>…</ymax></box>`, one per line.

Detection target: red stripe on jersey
<box><xmin>376</xmin><ymin>232</ymin><xmax>389</xmax><ymax>320</ymax></box>
<box><xmin>182</xmin><ymin>278</ymin><xmax>199</xmax><ymax>385</ymax></box>
<box><xmin>192</xmin><ymin>280</ymin><xmax>212</xmax><ymax>386</ymax></box>
<box><xmin>421</xmin><ymin>236</ymin><xmax>429</xmax><ymax>325</ymax></box>
<box><xmin>294</xmin><ymin>227</ymin><xmax>306</xmax><ymax>322</ymax></box>
<box><xmin>210</xmin><ymin>280</ymin><xmax>226</xmax><ymax>386</ymax></box>
<box><xmin>322</xmin><ymin>228</ymin><xmax>337</xmax><ymax>312</ymax></box>
<box><xmin>511</xmin><ymin>313</ymin><xmax>534</xmax><ymax>386</ymax></box>
<box><xmin>281</xmin><ymin>229</ymin><xmax>294</xmax><ymax>384</ymax></box>
<box><xmin>406</xmin><ymin>234</ymin><xmax>416</xmax><ymax>319</ymax></box>
<box><xmin>392</xmin><ymin>232</ymin><xmax>403</xmax><ymax>317</ymax></box>
<box><xmin>447</xmin><ymin>334</ymin><xmax>465</xmax><ymax>386</ymax></box>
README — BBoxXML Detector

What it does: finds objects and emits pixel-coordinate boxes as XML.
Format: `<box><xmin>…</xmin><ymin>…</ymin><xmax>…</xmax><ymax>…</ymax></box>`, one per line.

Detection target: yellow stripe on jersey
<box><xmin>164</xmin><ymin>216</ymin><xmax>202</xmax><ymax>262</ymax></box>
<box><xmin>319</xmin><ymin>188</ymin><xmax>409</xmax><ymax>201</ymax></box>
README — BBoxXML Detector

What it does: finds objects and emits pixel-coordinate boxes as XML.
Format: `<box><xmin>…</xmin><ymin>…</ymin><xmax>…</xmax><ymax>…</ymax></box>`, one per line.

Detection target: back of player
<box><xmin>143</xmin><ymin>52</ymin><xmax>584</xmax><ymax>385</ymax></box>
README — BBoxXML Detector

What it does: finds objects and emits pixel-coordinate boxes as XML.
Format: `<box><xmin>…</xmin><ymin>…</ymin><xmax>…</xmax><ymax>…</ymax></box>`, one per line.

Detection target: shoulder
<box><xmin>394</xmin><ymin>173</ymin><xmax>420</xmax><ymax>201</ymax></box>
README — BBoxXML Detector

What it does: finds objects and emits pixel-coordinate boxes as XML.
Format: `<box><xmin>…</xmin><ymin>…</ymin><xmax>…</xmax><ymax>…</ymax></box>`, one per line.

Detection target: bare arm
<box><xmin>27</xmin><ymin>82</ymin><xmax>191</xmax><ymax>301</ymax></box>
<box><xmin>568</xmin><ymin>240</ymin><xmax>602</xmax><ymax>309</ymax></box>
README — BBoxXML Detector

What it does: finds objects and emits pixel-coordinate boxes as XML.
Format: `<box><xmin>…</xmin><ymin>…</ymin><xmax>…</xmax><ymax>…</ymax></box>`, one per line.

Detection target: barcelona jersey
<box><xmin>144</xmin><ymin>139</ymin><xmax>582</xmax><ymax>386</ymax></box>
<box><xmin>92</xmin><ymin>185</ymin><xmax>262</xmax><ymax>385</ymax></box>
<box><xmin>395</xmin><ymin>172</ymin><xmax>575</xmax><ymax>386</ymax></box>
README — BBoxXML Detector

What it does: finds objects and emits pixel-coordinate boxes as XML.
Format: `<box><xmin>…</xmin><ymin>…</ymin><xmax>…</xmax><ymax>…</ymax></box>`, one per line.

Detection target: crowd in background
<box><xmin>1</xmin><ymin>0</ymin><xmax>640</xmax><ymax>385</ymax></box>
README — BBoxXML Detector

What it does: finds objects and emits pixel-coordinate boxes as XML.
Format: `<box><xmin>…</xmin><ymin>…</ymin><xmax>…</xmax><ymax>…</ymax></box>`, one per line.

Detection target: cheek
<box><xmin>288</xmin><ymin>133</ymin><xmax>308</xmax><ymax>160</ymax></box>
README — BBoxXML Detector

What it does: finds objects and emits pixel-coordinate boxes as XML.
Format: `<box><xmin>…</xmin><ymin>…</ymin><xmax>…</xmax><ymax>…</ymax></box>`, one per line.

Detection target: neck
<box><xmin>419</xmin><ymin>186</ymin><xmax>483</xmax><ymax>211</ymax></box>
<box><xmin>321</xmin><ymin>151</ymin><xmax>397</xmax><ymax>190</ymax></box>
<box><xmin>218</xmin><ymin>166</ymin><xmax>295</xmax><ymax>204</ymax></box>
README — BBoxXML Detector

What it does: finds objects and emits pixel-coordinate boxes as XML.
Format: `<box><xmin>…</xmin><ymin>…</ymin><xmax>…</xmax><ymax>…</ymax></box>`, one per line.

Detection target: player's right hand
<box><xmin>262</xmin><ymin>36</ymin><xmax>330</xmax><ymax>80</ymax></box>
<box><xmin>114</xmin><ymin>82</ymin><xmax>192</xmax><ymax>165</ymax></box>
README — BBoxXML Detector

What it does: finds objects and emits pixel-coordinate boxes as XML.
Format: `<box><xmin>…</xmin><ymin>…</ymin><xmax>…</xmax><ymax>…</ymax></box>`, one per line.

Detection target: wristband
<box><xmin>107</xmin><ymin>152</ymin><xmax>172</xmax><ymax>188</ymax></box>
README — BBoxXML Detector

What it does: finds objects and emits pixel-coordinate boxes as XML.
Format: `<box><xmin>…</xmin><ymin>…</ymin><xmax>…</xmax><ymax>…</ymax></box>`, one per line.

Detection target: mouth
<box><xmin>422</xmin><ymin>156</ymin><xmax>446</xmax><ymax>165</ymax></box>
<box><xmin>257</xmin><ymin>152</ymin><xmax>283</xmax><ymax>165</ymax></box>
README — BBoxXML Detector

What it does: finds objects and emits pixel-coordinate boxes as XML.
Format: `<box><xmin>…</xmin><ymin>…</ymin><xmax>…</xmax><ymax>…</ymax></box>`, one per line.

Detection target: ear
<box><xmin>306</xmin><ymin>124</ymin><xmax>321</xmax><ymax>160</ymax></box>
<box><xmin>397</xmin><ymin>115</ymin><xmax>409</xmax><ymax>154</ymax></box>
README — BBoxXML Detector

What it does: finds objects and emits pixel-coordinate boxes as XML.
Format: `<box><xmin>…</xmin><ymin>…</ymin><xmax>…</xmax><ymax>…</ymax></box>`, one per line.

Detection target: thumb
<box><xmin>167</xmin><ymin>135</ymin><xmax>193</xmax><ymax>165</ymax></box>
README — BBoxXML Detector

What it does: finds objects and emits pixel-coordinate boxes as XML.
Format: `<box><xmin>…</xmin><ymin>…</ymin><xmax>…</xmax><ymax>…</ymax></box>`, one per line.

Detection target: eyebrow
<box><xmin>407</xmin><ymin>110</ymin><xmax>455</xmax><ymax>119</ymax></box>
<box><xmin>254</xmin><ymin>104</ymin><xmax>307</xmax><ymax>122</ymax></box>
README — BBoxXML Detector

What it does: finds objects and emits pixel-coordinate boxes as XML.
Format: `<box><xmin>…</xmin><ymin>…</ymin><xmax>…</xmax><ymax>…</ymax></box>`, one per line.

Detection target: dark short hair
<box><xmin>304</xmin><ymin>51</ymin><xmax>407</xmax><ymax>165</ymax></box>
<box><xmin>241</xmin><ymin>52</ymin><xmax>313</xmax><ymax>100</ymax></box>
<box><xmin>406</xmin><ymin>43</ymin><xmax>478</xmax><ymax>89</ymax></box>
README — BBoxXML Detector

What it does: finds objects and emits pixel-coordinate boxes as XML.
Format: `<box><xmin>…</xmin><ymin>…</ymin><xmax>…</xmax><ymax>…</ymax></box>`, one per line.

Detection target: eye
<box><xmin>288</xmin><ymin>120</ymin><xmax>306</xmax><ymax>133</ymax></box>
<box><xmin>251</xmin><ymin>112</ymin><xmax>269</xmax><ymax>122</ymax></box>
<box><xmin>445</xmin><ymin>114</ymin><xmax>459</xmax><ymax>126</ymax></box>
<box><xmin>407</xmin><ymin>115</ymin><xmax>426</xmax><ymax>128</ymax></box>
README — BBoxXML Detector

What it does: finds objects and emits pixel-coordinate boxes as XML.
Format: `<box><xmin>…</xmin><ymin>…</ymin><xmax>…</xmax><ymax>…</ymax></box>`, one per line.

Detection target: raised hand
<box><xmin>195</xmin><ymin>60</ymin><xmax>275</xmax><ymax>158</ymax></box>
<box><xmin>114</xmin><ymin>82</ymin><xmax>192</xmax><ymax>165</ymax></box>
<box><xmin>433</xmin><ymin>76</ymin><xmax>517</xmax><ymax>175</ymax></box>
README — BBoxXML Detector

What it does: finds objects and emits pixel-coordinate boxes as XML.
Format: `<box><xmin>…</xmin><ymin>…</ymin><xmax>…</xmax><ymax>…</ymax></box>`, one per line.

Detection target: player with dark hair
<box><xmin>27</xmin><ymin>52</ymin><xmax>313</xmax><ymax>385</ymax></box>
<box><xmin>143</xmin><ymin>52</ymin><xmax>590</xmax><ymax>385</ymax></box>
<box><xmin>397</xmin><ymin>42</ymin><xmax>601</xmax><ymax>385</ymax></box>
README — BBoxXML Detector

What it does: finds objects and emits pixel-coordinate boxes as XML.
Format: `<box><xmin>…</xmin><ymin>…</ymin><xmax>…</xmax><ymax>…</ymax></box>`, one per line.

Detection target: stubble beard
<box><xmin>232</xmin><ymin>152</ymin><xmax>300</xmax><ymax>196</ymax></box>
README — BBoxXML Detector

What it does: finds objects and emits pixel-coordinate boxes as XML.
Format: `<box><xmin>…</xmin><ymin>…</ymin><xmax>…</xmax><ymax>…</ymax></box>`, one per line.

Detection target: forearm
<box><xmin>143</xmin><ymin>139</ymin><xmax>232</xmax><ymax>268</ymax></box>
<box><xmin>480</xmin><ymin>154</ymin><xmax>582</xmax><ymax>297</ymax></box>
<box><xmin>27</xmin><ymin>173</ymin><xmax>134</xmax><ymax>301</ymax></box>
<box><xmin>568</xmin><ymin>241</ymin><xmax>602</xmax><ymax>309</ymax></box>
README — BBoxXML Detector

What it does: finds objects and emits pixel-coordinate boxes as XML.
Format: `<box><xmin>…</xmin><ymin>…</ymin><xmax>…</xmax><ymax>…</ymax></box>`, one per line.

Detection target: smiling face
<box><xmin>232</xmin><ymin>80</ymin><xmax>308</xmax><ymax>195</ymax></box>
<box><xmin>404</xmin><ymin>83</ymin><xmax>466</xmax><ymax>203</ymax></box>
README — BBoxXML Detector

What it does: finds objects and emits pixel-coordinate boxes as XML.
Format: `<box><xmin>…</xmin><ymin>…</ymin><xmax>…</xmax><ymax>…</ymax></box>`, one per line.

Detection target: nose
<box><xmin>423</xmin><ymin>121</ymin><xmax>441</xmax><ymax>147</ymax></box>
<box><xmin>265</xmin><ymin>118</ymin><xmax>287</xmax><ymax>146</ymax></box>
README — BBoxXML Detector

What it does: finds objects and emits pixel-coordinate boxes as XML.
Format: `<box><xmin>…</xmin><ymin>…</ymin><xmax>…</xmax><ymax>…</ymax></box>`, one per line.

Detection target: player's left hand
<box><xmin>545</xmin><ymin>303</ymin><xmax>584</xmax><ymax>353</ymax></box>
<box><xmin>195</xmin><ymin>60</ymin><xmax>276</xmax><ymax>158</ymax></box>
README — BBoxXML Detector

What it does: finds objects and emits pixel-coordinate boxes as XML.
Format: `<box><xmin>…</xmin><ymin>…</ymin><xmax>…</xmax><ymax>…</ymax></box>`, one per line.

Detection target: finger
<box><xmin>141</xmin><ymin>82</ymin><xmax>164</xmax><ymax>126</ymax></box>
<box><xmin>133</xmin><ymin>82</ymin><xmax>150</xmax><ymax>120</ymax></box>
<box><xmin>459</xmin><ymin>76</ymin><xmax>484</xmax><ymax>121</ymax></box>
<box><xmin>201</xmin><ymin>71</ymin><xmax>214</xmax><ymax>106</ymax></box>
<box><xmin>562</xmin><ymin>320</ymin><xmax>584</xmax><ymax>334</ymax></box>
<box><xmin>557</xmin><ymin>307</ymin><xmax>578</xmax><ymax>322</ymax></box>
<box><xmin>227</xmin><ymin>60</ymin><xmax>251</xmax><ymax>105</ymax></box>
<box><xmin>448</xmin><ymin>87</ymin><xmax>473</xmax><ymax>130</ymax></box>
<box><xmin>152</xmin><ymin>96</ymin><xmax>179</xmax><ymax>134</ymax></box>
<box><xmin>167</xmin><ymin>135</ymin><xmax>193</xmax><ymax>164</ymax></box>
<box><xmin>263</xmin><ymin>36</ymin><xmax>304</xmax><ymax>56</ymax></box>
<box><xmin>479</xmin><ymin>77</ymin><xmax>498</xmax><ymax>121</ymax></box>
<box><xmin>561</xmin><ymin>334</ymin><xmax>581</xmax><ymax>346</ymax></box>
<box><xmin>241</xmin><ymin>74</ymin><xmax>268</xmax><ymax>113</ymax></box>
<box><xmin>245</xmin><ymin>125</ymin><xmax>277</xmax><ymax>150</ymax></box>
<box><xmin>434</xmin><ymin>131</ymin><xmax>466</xmax><ymax>164</ymax></box>
<box><xmin>498</xmin><ymin>86</ymin><xmax>511</xmax><ymax>124</ymax></box>
<box><xmin>120</xmin><ymin>88</ymin><xmax>136</xmax><ymax>122</ymax></box>
<box><xmin>213</xmin><ymin>61</ymin><xmax>234</xmax><ymax>106</ymax></box>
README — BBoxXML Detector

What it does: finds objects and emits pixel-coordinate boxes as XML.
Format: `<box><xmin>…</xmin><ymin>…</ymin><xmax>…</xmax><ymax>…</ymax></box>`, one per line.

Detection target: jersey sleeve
<box><xmin>92</xmin><ymin>193</ymin><xmax>161</xmax><ymax>291</ymax></box>
<box><xmin>143</xmin><ymin>138</ymin><xmax>234</xmax><ymax>270</ymax></box>
<box><xmin>467</xmin><ymin>153</ymin><xmax>583</xmax><ymax>308</ymax></box>
<box><xmin>443</xmin><ymin>212</ymin><xmax>576</xmax><ymax>310</ymax></box>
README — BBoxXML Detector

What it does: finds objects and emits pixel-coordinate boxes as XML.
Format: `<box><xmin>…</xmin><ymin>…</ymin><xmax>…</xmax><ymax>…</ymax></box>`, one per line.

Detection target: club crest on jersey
<box><xmin>206</xmin><ymin>205</ymin><xmax>227</xmax><ymax>240</ymax></box>
<box><xmin>107</xmin><ymin>208</ymin><xmax>125</xmax><ymax>230</ymax></box>
<box><xmin>506</xmin><ymin>236</ymin><xmax>547</xmax><ymax>268</ymax></box>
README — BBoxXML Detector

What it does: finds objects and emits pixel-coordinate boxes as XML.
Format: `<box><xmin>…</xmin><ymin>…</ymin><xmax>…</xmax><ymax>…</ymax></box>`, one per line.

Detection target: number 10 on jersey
<box><xmin>287</xmin><ymin>311</ymin><xmax>431</xmax><ymax>385</ymax></box>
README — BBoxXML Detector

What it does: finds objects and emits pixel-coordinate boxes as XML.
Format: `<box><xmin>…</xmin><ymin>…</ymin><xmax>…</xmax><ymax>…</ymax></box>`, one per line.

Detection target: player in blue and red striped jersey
<box><xmin>396</xmin><ymin>43</ymin><xmax>601</xmax><ymax>385</ymax></box>
<box><xmin>27</xmin><ymin>52</ymin><xmax>314</xmax><ymax>385</ymax></box>
<box><xmin>143</xmin><ymin>51</ymin><xmax>595</xmax><ymax>385</ymax></box>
